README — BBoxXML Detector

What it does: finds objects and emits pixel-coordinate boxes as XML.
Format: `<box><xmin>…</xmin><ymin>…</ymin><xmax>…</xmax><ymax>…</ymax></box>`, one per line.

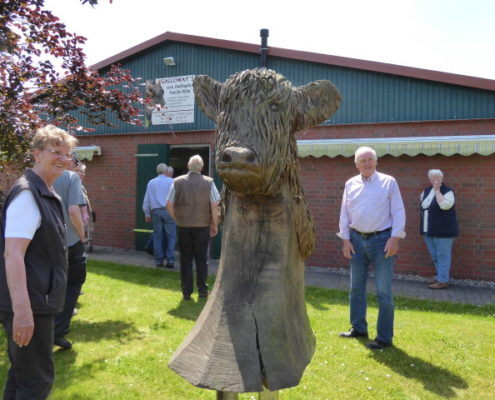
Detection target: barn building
<box><xmin>65</xmin><ymin>32</ymin><xmax>495</xmax><ymax>281</ymax></box>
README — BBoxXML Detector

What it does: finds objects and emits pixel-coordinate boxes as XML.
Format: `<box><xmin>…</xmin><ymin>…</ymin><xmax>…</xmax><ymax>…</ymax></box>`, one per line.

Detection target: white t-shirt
<box><xmin>5</xmin><ymin>190</ymin><xmax>41</xmax><ymax>239</ymax></box>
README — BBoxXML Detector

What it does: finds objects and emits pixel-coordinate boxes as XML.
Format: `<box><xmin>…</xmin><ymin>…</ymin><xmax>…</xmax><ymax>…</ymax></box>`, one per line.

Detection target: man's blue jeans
<box><xmin>423</xmin><ymin>236</ymin><xmax>455</xmax><ymax>283</ymax></box>
<box><xmin>349</xmin><ymin>229</ymin><xmax>395</xmax><ymax>344</ymax></box>
<box><xmin>151</xmin><ymin>209</ymin><xmax>176</xmax><ymax>265</ymax></box>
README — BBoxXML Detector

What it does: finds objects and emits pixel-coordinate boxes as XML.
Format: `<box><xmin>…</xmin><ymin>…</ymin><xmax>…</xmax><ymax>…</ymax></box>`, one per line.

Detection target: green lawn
<box><xmin>1</xmin><ymin>260</ymin><xmax>494</xmax><ymax>399</ymax></box>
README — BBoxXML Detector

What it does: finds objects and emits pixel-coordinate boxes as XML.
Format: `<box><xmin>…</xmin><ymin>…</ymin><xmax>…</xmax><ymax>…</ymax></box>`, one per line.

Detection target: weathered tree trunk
<box><xmin>169</xmin><ymin>185</ymin><xmax>315</xmax><ymax>392</ymax></box>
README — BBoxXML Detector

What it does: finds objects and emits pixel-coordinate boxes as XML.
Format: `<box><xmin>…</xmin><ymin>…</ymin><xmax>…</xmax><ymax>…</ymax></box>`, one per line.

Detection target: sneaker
<box><xmin>165</xmin><ymin>263</ymin><xmax>174</xmax><ymax>269</ymax></box>
<box><xmin>54</xmin><ymin>337</ymin><xmax>72</xmax><ymax>350</ymax></box>
<box><xmin>338</xmin><ymin>327</ymin><xmax>368</xmax><ymax>338</ymax></box>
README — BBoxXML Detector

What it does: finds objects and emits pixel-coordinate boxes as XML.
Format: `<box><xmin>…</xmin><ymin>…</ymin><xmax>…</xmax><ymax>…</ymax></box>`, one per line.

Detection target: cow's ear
<box><xmin>292</xmin><ymin>80</ymin><xmax>342</xmax><ymax>132</ymax></box>
<box><xmin>193</xmin><ymin>75</ymin><xmax>223</xmax><ymax>121</ymax></box>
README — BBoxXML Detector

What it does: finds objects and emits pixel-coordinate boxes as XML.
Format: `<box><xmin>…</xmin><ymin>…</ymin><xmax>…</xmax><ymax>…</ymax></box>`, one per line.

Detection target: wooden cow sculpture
<box><xmin>169</xmin><ymin>69</ymin><xmax>341</xmax><ymax>393</ymax></box>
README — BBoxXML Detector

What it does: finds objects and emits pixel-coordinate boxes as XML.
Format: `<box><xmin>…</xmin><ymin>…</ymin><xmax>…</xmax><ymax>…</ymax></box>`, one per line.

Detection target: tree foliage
<box><xmin>0</xmin><ymin>0</ymin><xmax>144</xmax><ymax>170</ymax></box>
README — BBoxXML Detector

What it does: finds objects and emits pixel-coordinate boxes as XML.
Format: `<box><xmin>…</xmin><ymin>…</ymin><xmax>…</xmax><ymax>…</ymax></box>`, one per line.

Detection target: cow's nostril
<box><xmin>222</xmin><ymin>153</ymin><xmax>232</xmax><ymax>163</ymax></box>
<box><xmin>246</xmin><ymin>153</ymin><xmax>256</xmax><ymax>163</ymax></box>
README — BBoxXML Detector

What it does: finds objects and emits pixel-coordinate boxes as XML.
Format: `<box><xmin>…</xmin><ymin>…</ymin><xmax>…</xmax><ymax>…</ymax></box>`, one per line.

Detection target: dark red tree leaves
<box><xmin>1</xmin><ymin>0</ymin><xmax>143</xmax><ymax>170</ymax></box>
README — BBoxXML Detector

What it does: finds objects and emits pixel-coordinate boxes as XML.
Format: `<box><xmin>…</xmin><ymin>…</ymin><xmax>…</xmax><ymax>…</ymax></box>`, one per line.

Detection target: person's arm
<box><xmin>210</xmin><ymin>201</ymin><xmax>220</xmax><ymax>237</ymax></box>
<box><xmin>433</xmin><ymin>181</ymin><xmax>455</xmax><ymax>210</ymax></box>
<box><xmin>336</xmin><ymin>185</ymin><xmax>355</xmax><ymax>259</ymax></box>
<box><xmin>165</xmin><ymin>183</ymin><xmax>176</xmax><ymax>221</ymax></box>
<box><xmin>385</xmin><ymin>179</ymin><xmax>406</xmax><ymax>257</ymax></box>
<box><xmin>67</xmin><ymin>174</ymin><xmax>86</xmax><ymax>242</ymax></box>
<box><xmin>4</xmin><ymin>238</ymin><xmax>34</xmax><ymax>347</ymax></box>
<box><xmin>166</xmin><ymin>200</ymin><xmax>175</xmax><ymax>221</ymax></box>
<box><xmin>69</xmin><ymin>205</ymin><xmax>85</xmax><ymax>242</ymax></box>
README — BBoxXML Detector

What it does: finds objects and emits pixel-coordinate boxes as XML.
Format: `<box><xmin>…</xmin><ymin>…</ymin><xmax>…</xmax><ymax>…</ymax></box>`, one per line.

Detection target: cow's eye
<box><xmin>270</xmin><ymin>103</ymin><xmax>279</xmax><ymax>112</ymax></box>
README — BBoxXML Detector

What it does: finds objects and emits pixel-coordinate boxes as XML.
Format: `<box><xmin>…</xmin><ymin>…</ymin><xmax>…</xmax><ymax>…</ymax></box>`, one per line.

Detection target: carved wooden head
<box><xmin>194</xmin><ymin>69</ymin><xmax>341</xmax><ymax>195</ymax></box>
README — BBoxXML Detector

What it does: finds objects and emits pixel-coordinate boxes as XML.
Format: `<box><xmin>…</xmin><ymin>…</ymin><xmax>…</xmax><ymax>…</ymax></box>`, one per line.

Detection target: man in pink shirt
<box><xmin>337</xmin><ymin>146</ymin><xmax>406</xmax><ymax>350</ymax></box>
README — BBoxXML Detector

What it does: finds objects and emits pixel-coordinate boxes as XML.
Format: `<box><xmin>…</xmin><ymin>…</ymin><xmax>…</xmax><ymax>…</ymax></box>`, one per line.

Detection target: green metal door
<box><xmin>135</xmin><ymin>144</ymin><xmax>170</xmax><ymax>250</ymax></box>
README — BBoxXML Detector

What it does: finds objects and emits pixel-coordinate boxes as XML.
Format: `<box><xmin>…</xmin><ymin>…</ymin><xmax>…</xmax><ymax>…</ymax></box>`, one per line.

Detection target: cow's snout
<box><xmin>219</xmin><ymin>146</ymin><xmax>257</xmax><ymax>166</ymax></box>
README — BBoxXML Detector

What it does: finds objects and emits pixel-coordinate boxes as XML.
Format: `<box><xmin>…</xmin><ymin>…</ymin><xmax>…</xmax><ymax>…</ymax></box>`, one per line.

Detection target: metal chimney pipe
<box><xmin>260</xmin><ymin>29</ymin><xmax>269</xmax><ymax>68</ymax></box>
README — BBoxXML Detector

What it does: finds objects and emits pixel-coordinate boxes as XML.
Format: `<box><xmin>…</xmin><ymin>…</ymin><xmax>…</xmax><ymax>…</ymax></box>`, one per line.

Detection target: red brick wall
<box><xmin>301</xmin><ymin>153</ymin><xmax>495</xmax><ymax>281</ymax></box>
<box><xmin>76</xmin><ymin>130</ymin><xmax>216</xmax><ymax>249</ymax></box>
<box><xmin>2</xmin><ymin>119</ymin><xmax>495</xmax><ymax>281</ymax></box>
<box><xmin>297</xmin><ymin>119</ymin><xmax>495</xmax><ymax>281</ymax></box>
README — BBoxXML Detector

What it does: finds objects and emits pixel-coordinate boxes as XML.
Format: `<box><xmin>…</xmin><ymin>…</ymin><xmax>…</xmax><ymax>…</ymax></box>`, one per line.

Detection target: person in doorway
<box><xmin>166</xmin><ymin>155</ymin><xmax>220</xmax><ymax>300</ymax></box>
<box><xmin>420</xmin><ymin>169</ymin><xmax>458</xmax><ymax>289</ymax></box>
<box><xmin>337</xmin><ymin>146</ymin><xmax>406</xmax><ymax>350</ymax></box>
<box><xmin>0</xmin><ymin>125</ymin><xmax>77</xmax><ymax>399</ymax></box>
<box><xmin>142</xmin><ymin>163</ymin><xmax>176</xmax><ymax>268</ymax></box>
<box><xmin>52</xmin><ymin>156</ymin><xmax>87</xmax><ymax>350</ymax></box>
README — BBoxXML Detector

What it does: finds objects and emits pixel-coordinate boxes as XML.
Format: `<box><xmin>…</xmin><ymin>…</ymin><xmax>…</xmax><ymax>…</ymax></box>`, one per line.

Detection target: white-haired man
<box><xmin>142</xmin><ymin>163</ymin><xmax>176</xmax><ymax>268</ymax></box>
<box><xmin>337</xmin><ymin>146</ymin><xmax>406</xmax><ymax>350</ymax></box>
<box><xmin>166</xmin><ymin>155</ymin><xmax>220</xmax><ymax>300</ymax></box>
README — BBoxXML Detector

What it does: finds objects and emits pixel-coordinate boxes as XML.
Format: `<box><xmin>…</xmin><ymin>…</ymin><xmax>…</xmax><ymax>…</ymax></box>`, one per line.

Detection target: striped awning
<box><xmin>297</xmin><ymin>135</ymin><xmax>495</xmax><ymax>158</ymax></box>
<box><xmin>74</xmin><ymin>145</ymin><xmax>102</xmax><ymax>161</ymax></box>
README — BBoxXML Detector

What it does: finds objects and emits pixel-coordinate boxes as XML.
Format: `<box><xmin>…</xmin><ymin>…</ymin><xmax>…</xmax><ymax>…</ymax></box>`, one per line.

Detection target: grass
<box><xmin>1</xmin><ymin>260</ymin><xmax>494</xmax><ymax>399</ymax></box>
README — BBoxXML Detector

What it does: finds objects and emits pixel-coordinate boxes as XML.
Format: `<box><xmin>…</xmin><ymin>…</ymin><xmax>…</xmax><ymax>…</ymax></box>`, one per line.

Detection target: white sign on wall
<box><xmin>146</xmin><ymin>75</ymin><xmax>195</xmax><ymax>125</ymax></box>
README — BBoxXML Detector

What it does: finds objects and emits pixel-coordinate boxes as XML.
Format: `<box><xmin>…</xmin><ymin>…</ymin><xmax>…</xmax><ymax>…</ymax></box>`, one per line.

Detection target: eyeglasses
<box><xmin>43</xmin><ymin>148</ymin><xmax>74</xmax><ymax>160</ymax></box>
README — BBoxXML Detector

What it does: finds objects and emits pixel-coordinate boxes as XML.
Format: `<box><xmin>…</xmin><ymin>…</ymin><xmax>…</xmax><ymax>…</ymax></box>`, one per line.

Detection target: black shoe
<box><xmin>144</xmin><ymin>247</ymin><xmax>153</xmax><ymax>255</ymax></box>
<box><xmin>183</xmin><ymin>294</ymin><xmax>191</xmax><ymax>300</ymax></box>
<box><xmin>54</xmin><ymin>337</ymin><xmax>72</xmax><ymax>350</ymax></box>
<box><xmin>155</xmin><ymin>263</ymin><xmax>163</xmax><ymax>268</ymax></box>
<box><xmin>198</xmin><ymin>291</ymin><xmax>209</xmax><ymax>299</ymax></box>
<box><xmin>165</xmin><ymin>263</ymin><xmax>174</xmax><ymax>269</ymax></box>
<box><xmin>339</xmin><ymin>327</ymin><xmax>369</xmax><ymax>338</ymax></box>
<box><xmin>366</xmin><ymin>338</ymin><xmax>391</xmax><ymax>350</ymax></box>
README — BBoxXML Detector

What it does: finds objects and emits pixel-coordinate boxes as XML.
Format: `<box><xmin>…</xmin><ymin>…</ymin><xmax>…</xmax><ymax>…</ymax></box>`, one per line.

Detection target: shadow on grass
<box><xmin>305</xmin><ymin>286</ymin><xmax>495</xmax><ymax>317</ymax></box>
<box><xmin>88</xmin><ymin>260</ymin><xmax>183</xmax><ymax>293</ymax></box>
<box><xmin>168</xmin><ymin>298</ymin><xmax>208</xmax><ymax>321</ymax></box>
<box><xmin>90</xmin><ymin>260</ymin><xmax>495</xmax><ymax>318</ymax></box>
<box><xmin>68</xmin><ymin>319</ymin><xmax>142</xmax><ymax>344</ymax></box>
<box><xmin>365</xmin><ymin>344</ymin><xmax>468</xmax><ymax>397</ymax></box>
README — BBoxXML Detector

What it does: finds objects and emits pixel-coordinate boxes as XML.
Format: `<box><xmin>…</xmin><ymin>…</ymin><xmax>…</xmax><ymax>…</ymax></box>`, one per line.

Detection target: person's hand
<box><xmin>432</xmin><ymin>179</ymin><xmax>441</xmax><ymax>192</ymax></box>
<box><xmin>385</xmin><ymin>236</ymin><xmax>399</xmax><ymax>258</ymax></box>
<box><xmin>13</xmin><ymin>308</ymin><xmax>34</xmax><ymax>347</ymax></box>
<box><xmin>342</xmin><ymin>239</ymin><xmax>355</xmax><ymax>259</ymax></box>
<box><xmin>145</xmin><ymin>216</ymin><xmax>151</xmax><ymax>223</ymax></box>
<box><xmin>209</xmin><ymin>224</ymin><xmax>218</xmax><ymax>237</ymax></box>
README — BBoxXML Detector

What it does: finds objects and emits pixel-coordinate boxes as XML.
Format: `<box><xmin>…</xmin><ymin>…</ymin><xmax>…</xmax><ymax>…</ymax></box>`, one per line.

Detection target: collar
<box><xmin>360</xmin><ymin>171</ymin><xmax>377</xmax><ymax>183</ymax></box>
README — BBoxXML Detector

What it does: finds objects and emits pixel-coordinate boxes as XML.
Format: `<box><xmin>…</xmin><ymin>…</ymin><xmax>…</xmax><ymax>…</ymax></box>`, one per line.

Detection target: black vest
<box><xmin>0</xmin><ymin>169</ymin><xmax>68</xmax><ymax>315</ymax></box>
<box><xmin>420</xmin><ymin>184</ymin><xmax>458</xmax><ymax>238</ymax></box>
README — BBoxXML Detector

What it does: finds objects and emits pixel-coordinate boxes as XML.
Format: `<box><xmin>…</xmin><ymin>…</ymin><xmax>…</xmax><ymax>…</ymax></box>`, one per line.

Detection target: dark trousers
<box><xmin>177</xmin><ymin>226</ymin><xmax>210</xmax><ymax>296</ymax></box>
<box><xmin>1</xmin><ymin>312</ymin><xmax>55</xmax><ymax>400</ymax></box>
<box><xmin>54</xmin><ymin>241</ymin><xmax>86</xmax><ymax>339</ymax></box>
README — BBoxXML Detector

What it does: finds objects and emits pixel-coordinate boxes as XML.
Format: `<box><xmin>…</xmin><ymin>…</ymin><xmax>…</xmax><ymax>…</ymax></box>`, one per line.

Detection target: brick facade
<box><xmin>2</xmin><ymin>119</ymin><xmax>494</xmax><ymax>281</ymax></box>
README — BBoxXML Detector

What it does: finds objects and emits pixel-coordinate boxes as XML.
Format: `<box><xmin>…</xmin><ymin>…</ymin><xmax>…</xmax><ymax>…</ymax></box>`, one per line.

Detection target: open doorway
<box><xmin>169</xmin><ymin>145</ymin><xmax>211</xmax><ymax>177</ymax></box>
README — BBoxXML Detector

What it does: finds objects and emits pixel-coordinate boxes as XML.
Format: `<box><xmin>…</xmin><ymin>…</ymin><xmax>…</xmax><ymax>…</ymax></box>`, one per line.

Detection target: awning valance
<box><xmin>297</xmin><ymin>135</ymin><xmax>495</xmax><ymax>158</ymax></box>
<box><xmin>74</xmin><ymin>145</ymin><xmax>102</xmax><ymax>161</ymax></box>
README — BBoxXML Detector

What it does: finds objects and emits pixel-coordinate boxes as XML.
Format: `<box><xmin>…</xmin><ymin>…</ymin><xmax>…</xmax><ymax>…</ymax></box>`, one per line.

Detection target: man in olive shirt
<box><xmin>166</xmin><ymin>155</ymin><xmax>220</xmax><ymax>300</ymax></box>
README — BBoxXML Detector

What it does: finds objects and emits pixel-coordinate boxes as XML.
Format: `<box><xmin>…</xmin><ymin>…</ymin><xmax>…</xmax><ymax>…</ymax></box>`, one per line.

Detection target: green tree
<box><xmin>0</xmin><ymin>0</ymin><xmax>144</xmax><ymax>170</ymax></box>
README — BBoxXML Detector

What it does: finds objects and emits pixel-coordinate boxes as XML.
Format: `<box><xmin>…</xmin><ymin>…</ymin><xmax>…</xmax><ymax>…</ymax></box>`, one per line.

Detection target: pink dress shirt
<box><xmin>338</xmin><ymin>171</ymin><xmax>406</xmax><ymax>240</ymax></box>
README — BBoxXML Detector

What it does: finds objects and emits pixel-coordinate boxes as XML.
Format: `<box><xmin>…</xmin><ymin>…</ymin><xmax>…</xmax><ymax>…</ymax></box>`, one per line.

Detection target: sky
<box><xmin>44</xmin><ymin>0</ymin><xmax>495</xmax><ymax>80</ymax></box>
